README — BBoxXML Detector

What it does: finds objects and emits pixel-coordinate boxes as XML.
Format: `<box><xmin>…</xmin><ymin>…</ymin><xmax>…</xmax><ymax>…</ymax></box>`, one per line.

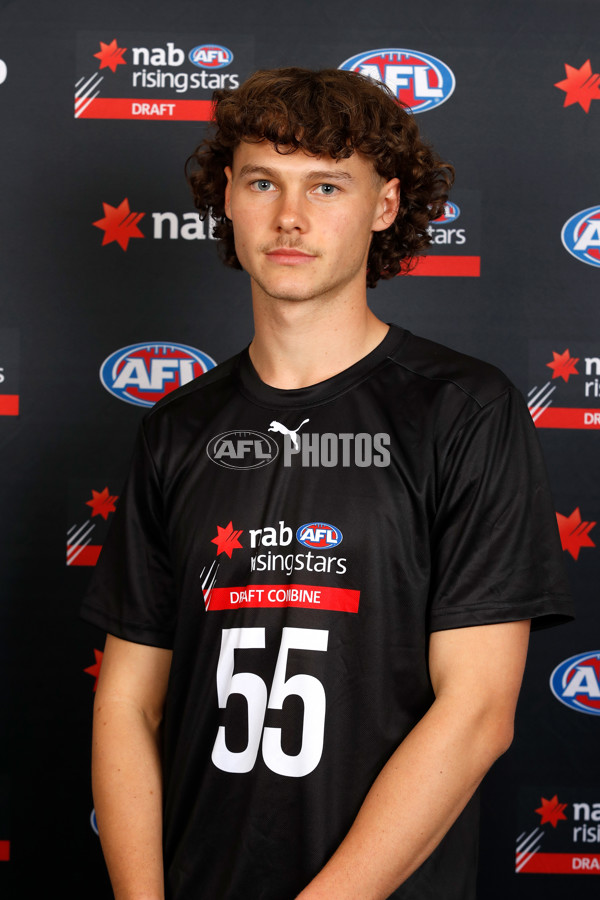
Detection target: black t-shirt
<box><xmin>82</xmin><ymin>325</ymin><xmax>573</xmax><ymax>899</ymax></box>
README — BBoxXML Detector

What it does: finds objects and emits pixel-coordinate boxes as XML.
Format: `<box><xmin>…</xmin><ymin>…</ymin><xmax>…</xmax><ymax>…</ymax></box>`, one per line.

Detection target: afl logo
<box><xmin>100</xmin><ymin>342</ymin><xmax>215</xmax><ymax>408</ymax></box>
<box><xmin>561</xmin><ymin>206</ymin><xmax>600</xmax><ymax>268</ymax></box>
<box><xmin>339</xmin><ymin>48</ymin><xmax>455</xmax><ymax>113</ymax></box>
<box><xmin>433</xmin><ymin>201</ymin><xmax>460</xmax><ymax>224</ymax></box>
<box><xmin>296</xmin><ymin>522</ymin><xmax>343</xmax><ymax>550</ymax></box>
<box><xmin>189</xmin><ymin>44</ymin><xmax>233</xmax><ymax>69</ymax></box>
<box><xmin>207</xmin><ymin>430</ymin><xmax>279</xmax><ymax>469</ymax></box>
<box><xmin>550</xmin><ymin>650</ymin><xmax>600</xmax><ymax>716</ymax></box>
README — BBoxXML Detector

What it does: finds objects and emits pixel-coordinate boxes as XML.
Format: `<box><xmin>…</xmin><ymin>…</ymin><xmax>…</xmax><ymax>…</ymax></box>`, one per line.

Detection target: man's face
<box><xmin>224</xmin><ymin>140</ymin><xmax>399</xmax><ymax>306</ymax></box>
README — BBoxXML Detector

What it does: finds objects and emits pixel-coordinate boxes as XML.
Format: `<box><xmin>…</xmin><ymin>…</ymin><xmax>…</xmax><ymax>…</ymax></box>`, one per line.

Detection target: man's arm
<box><xmin>92</xmin><ymin>633</ymin><xmax>173</xmax><ymax>900</ymax></box>
<box><xmin>296</xmin><ymin>619</ymin><xmax>531</xmax><ymax>900</ymax></box>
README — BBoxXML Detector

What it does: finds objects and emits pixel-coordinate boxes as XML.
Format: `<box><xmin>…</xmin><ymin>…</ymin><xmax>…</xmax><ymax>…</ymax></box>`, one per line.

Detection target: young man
<box><xmin>83</xmin><ymin>68</ymin><xmax>572</xmax><ymax>899</ymax></box>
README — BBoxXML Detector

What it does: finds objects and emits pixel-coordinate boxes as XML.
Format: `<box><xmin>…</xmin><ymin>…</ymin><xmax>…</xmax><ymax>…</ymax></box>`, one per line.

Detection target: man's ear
<box><xmin>224</xmin><ymin>166</ymin><xmax>233</xmax><ymax>220</ymax></box>
<box><xmin>372</xmin><ymin>177</ymin><xmax>400</xmax><ymax>232</ymax></box>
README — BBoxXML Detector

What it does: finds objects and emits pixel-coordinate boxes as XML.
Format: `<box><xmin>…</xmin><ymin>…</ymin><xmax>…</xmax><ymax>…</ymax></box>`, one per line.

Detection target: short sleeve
<box><xmin>80</xmin><ymin>421</ymin><xmax>177</xmax><ymax>649</ymax></box>
<box><xmin>429</xmin><ymin>386</ymin><xmax>574</xmax><ymax>632</ymax></box>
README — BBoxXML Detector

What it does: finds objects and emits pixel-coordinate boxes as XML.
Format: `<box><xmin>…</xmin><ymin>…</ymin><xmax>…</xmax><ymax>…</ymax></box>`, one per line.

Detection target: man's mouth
<box><xmin>266</xmin><ymin>248</ymin><xmax>317</xmax><ymax>264</ymax></box>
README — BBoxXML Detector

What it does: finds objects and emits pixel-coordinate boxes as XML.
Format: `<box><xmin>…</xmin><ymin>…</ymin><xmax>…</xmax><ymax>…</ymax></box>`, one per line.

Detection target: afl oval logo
<box><xmin>433</xmin><ymin>201</ymin><xmax>460</xmax><ymax>224</ymax></box>
<box><xmin>207</xmin><ymin>430</ymin><xmax>279</xmax><ymax>469</ymax></box>
<box><xmin>296</xmin><ymin>522</ymin><xmax>343</xmax><ymax>550</ymax></box>
<box><xmin>339</xmin><ymin>48</ymin><xmax>455</xmax><ymax>113</ymax></box>
<box><xmin>189</xmin><ymin>44</ymin><xmax>233</xmax><ymax>69</ymax></box>
<box><xmin>561</xmin><ymin>206</ymin><xmax>600</xmax><ymax>268</ymax></box>
<box><xmin>100</xmin><ymin>342</ymin><xmax>216</xmax><ymax>408</ymax></box>
<box><xmin>550</xmin><ymin>650</ymin><xmax>600</xmax><ymax>716</ymax></box>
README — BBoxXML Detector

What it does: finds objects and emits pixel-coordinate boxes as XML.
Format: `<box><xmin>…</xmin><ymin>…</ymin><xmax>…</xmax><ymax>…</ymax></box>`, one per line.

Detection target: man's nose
<box><xmin>273</xmin><ymin>188</ymin><xmax>308</xmax><ymax>232</ymax></box>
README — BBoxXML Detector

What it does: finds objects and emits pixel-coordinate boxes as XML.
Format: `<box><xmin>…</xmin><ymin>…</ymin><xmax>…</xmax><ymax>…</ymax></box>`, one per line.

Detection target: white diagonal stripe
<box><xmin>67</xmin><ymin>520</ymin><xmax>96</xmax><ymax>547</ymax></box>
<box><xmin>527</xmin><ymin>382</ymin><xmax>556</xmax><ymax>411</ymax></box>
<box><xmin>74</xmin><ymin>89</ymin><xmax>101</xmax><ymax>118</ymax></box>
<box><xmin>515</xmin><ymin>827</ymin><xmax>543</xmax><ymax>873</ymax></box>
<box><xmin>530</xmin><ymin>396</ymin><xmax>555</xmax><ymax>423</ymax></box>
<box><xmin>74</xmin><ymin>72</ymin><xmax>104</xmax><ymax>99</ymax></box>
<box><xmin>66</xmin><ymin>536</ymin><xmax>93</xmax><ymax>566</ymax></box>
<box><xmin>516</xmin><ymin>827</ymin><xmax>542</xmax><ymax>855</ymax></box>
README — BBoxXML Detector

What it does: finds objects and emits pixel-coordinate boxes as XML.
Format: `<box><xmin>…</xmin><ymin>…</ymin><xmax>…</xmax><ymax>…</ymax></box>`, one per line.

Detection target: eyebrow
<box><xmin>237</xmin><ymin>164</ymin><xmax>355</xmax><ymax>182</ymax></box>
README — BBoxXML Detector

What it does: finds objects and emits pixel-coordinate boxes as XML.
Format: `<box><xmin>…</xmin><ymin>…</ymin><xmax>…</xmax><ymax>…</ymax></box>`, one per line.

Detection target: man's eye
<box><xmin>315</xmin><ymin>184</ymin><xmax>338</xmax><ymax>195</ymax></box>
<box><xmin>251</xmin><ymin>180</ymin><xmax>274</xmax><ymax>192</ymax></box>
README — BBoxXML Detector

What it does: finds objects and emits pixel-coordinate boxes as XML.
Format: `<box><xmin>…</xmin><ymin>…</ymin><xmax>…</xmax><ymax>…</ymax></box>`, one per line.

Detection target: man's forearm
<box><xmin>295</xmin><ymin>692</ymin><xmax>508</xmax><ymax>900</ymax></box>
<box><xmin>295</xmin><ymin>620</ymin><xmax>530</xmax><ymax>900</ymax></box>
<box><xmin>92</xmin><ymin>697</ymin><xmax>165</xmax><ymax>900</ymax></box>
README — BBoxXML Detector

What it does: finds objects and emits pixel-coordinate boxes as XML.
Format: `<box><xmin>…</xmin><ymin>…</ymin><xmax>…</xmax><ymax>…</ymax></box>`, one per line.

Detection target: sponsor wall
<box><xmin>0</xmin><ymin>0</ymin><xmax>598</xmax><ymax>896</ymax></box>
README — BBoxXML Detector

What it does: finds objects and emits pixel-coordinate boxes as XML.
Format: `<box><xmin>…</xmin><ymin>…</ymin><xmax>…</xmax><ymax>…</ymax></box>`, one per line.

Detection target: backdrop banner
<box><xmin>1</xmin><ymin>2</ymin><xmax>599</xmax><ymax>897</ymax></box>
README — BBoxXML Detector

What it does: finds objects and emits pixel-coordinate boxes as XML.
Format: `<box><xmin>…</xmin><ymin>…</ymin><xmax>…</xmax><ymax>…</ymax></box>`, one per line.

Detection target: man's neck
<box><xmin>248</xmin><ymin>293</ymin><xmax>389</xmax><ymax>390</ymax></box>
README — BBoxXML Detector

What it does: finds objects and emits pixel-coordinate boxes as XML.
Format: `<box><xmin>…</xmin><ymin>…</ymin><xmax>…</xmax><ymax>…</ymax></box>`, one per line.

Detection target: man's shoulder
<box><xmin>388</xmin><ymin>328</ymin><xmax>514</xmax><ymax>410</ymax></box>
<box><xmin>145</xmin><ymin>349</ymin><xmax>243</xmax><ymax>421</ymax></box>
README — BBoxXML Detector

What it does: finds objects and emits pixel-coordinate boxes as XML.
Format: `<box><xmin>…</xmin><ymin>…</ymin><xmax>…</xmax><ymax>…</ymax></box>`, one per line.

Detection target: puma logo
<box><xmin>268</xmin><ymin>418</ymin><xmax>310</xmax><ymax>450</ymax></box>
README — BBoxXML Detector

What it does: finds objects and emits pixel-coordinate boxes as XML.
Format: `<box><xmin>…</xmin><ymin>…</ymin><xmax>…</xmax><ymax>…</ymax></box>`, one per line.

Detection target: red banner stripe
<box><xmin>407</xmin><ymin>255</ymin><xmax>481</xmax><ymax>277</ymax></box>
<box><xmin>533</xmin><ymin>407</ymin><xmax>600</xmax><ymax>429</ymax></box>
<box><xmin>76</xmin><ymin>97</ymin><xmax>214</xmax><ymax>121</ymax></box>
<box><xmin>518</xmin><ymin>852</ymin><xmax>600</xmax><ymax>874</ymax></box>
<box><xmin>0</xmin><ymin>395</ymin><xmax>19</xmax><ymax>415</ymax></box>
<box><xmin>205</xmin><ymin>584</ymin><xmax>360</xmax><ymax>613</ymax></box>
<box><xmin>66</xmin><ymin>545</ymin><xmax>102</xmax><ymax>566</ymax></box>
<box><xmin>0</xmin><ymin>841</ymin><xmax>9</xmax><ymax>861</ymax></box>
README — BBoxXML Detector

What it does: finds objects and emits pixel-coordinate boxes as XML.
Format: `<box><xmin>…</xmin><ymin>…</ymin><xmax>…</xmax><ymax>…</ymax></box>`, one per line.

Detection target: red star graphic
<box><xmin>546</xmin><ymin>349</ymin><xmax>579</xmax><ymax>382</ymax></box>
<box><xmin>556</xmin><ymin>508</ymin><xmax>596</xmax><ymax>560</ymax></box>
<box><xmin>84</xmin><ymin>649</ymin><xmax>104</xmax><ymax>691</ymax></box>
<box><xmin>535</xmin><ymin>795</ymin><xmax>568</xmax><ymax>828</ymax></box>
<box><xmin>86</xmin><ymin>487</ymin><xmax>118</xmax><ymax>520</ymax></box>
<box><xmin>211</xmin><ymin>522</ymin><xmax>243</xmax><ymax>557</ymax></box>
<box><xmin>93</xmin><ymin>199</ymin><xmax>145</xmax><ymax>251</ymax></box>
<box><xmin>93</xmin><ymin>39</ymin><xmax>127</xmax><ymax>73</ymax></box>
<box><xmin>555</xmin><ymin>60</ymin><xmax>600</xmax><ymax>113</ymax></box>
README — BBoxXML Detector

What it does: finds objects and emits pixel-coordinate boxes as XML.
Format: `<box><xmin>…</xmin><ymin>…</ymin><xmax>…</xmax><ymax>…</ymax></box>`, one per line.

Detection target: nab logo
<box><xmin>339</xmin><ymin>48</ymin><xmax>455</xmax><ymax>113</ymax></box>
<box><xmin>206</xmin><ymin>430</ymin><xmax>279</xmax><ymax>469</ymax></box>
<box><xmin>433</xmin><ymin>201</ymin><xmax>460</xmax><ymax>224</ymax></box>
<box><xmin>189</xmin><ymin>44</ymin><xmax>233</xmax><ymax>69</ymax></box>
<box><xmin>561</xmin><ymin>206</ymin><xmax>600</xmax><ymax>268</ymax></box>
<box><xmin>296</xmin><ymin>522</ymin><xmax>343</xmax><ymax>549</ymax></box>
<box><xmin>550</xmin><ymin>650</ymin><xmax>600</xmax><ymax>716</ymax></box>
<box><xmin>100</xmin><ymin>342</ymin><xmax>215</xmax><ymax>407</ymax></box>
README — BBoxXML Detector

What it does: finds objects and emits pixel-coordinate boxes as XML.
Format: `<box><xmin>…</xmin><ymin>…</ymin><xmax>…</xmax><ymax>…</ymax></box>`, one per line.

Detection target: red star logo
<box><xmin>556</xmin><ymin>508</ymin><xmax>596</xmax><ymax>560</ymax></box>
<box><xmin>211</xmin><ymin>522</ymin><xmax>243</xmax><ymax>557</ymax></box>
<box><xmin>93</xmin><ymin>198</ymin><xmax>145</xmax><ymax>251</ymax></box>
<box><xmin>555</xmin><ymin>60</ymin><xmax>600</xmax><ymax>113</ymax></box>
<box><xmin>84</xmin><ymin>649</ymin><xmax>104</xmax><ymax>691</ymax></box>
<box><xmin>546</xmin><ymin>349</ymin><xmax>579</xmax><ymax>382</ymax></box>
<box><xmin>86</xmin><ymin>487</ymin><xmax>118</xmax><ymax>520</ymax></box>
<box><xmin>93</xmin><ymin>39</ymin><xmax>127</xmax><ymax>73</ymax></box>
<box><xmin>535</xmin><ymin>795</ymin><xmax>568</xmax><ymax>828</ymax></box>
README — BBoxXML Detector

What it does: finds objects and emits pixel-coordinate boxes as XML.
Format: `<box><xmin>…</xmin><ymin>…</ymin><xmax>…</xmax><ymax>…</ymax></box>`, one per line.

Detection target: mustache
<box><xmin>259</xmin><ymin>239</ymin><xmax>321</xmax><ymax>256</ymax></box>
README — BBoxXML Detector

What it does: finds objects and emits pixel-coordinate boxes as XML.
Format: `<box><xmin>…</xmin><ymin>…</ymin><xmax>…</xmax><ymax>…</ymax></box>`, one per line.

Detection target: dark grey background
<box><xmin>1</xmin><ymin>1</ymin><xmax>598</xmax><ymax>896</ymax></box>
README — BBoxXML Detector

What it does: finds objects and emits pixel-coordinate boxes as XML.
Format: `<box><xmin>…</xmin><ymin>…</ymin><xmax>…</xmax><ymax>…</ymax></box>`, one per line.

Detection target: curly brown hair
<box><xmin>186</xmin><ymin>67</ymin><xmax>454</xmax><ymax>287</ymax></box>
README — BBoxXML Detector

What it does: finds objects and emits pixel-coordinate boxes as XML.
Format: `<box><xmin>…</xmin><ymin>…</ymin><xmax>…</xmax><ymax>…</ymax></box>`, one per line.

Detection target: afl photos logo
<box><xmin>339</xmin><ymin>48</ymin><xmax>455</xmax><ymax>112</ymax></box>
<box><xmin>100</xmin><ymin>341</ymin><xmax>215</xmax><ymax>407</ymax></box>
<box><xmin>561</xmin><ymin>206</ymin><xmax>600</xmax><ymax>267</ymax></box>
<box><xmin>550</xmin><ymin>650</ymin><xmax>600</xmax><ymax>715</ymax></box>
<box><xmin>207</xmin><ymin>431</ymin><xmax>279</xmax><ymax>469</ymax></box>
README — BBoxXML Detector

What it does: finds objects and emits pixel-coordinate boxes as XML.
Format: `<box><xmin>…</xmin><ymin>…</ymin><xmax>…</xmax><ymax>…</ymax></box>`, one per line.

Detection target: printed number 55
<box><xmin>211</xmin><ymin>626</ymin><xmax>329</xmax><ymax>778</ymax></box>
